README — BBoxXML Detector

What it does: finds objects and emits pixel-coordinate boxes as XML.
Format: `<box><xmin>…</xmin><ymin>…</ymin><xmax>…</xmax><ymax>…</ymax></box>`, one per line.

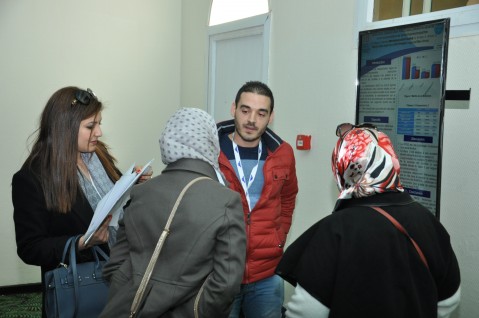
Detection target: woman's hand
<box><xmin>136</xmin><ymin>165</ymin><xmax>153</xmax><ymax>184</ymax></box>
<box><xmin>78</xmin><ymin>215</ymin><xmax>112</xmax><ymax>250</ymax></box>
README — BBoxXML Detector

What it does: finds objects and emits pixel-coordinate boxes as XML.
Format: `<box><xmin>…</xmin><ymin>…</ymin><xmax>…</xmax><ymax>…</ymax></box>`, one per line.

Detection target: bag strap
<box><xmin>129</xmin><ymin>176</ymin><xmax>211</xmax><ymax>318</ymax></box>
<box><xmin>60</xmin><ymin>236</ymin><xmax>76</xmax><ymax>266</ymax></box>
<box><xmin>69</xmin><ymin>235</ymin><xmax>82</xmax><ymax>318</ymax></box>
<box><xmin>371</xmin><ymin>206</ymin><xmax>429</xmax><ymax>269</ymax></box>
<box><xmin>67</xmin><ymin>234</ymin><xmax>110</xmax><ymax>318</ymax></box>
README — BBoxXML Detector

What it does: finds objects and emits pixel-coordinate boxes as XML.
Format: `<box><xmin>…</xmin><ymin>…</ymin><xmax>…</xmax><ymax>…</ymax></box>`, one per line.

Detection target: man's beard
<box><xmin>234</xmin><ymin>120</ymin><xmax>266</xmax><ymax>144</ymax></box>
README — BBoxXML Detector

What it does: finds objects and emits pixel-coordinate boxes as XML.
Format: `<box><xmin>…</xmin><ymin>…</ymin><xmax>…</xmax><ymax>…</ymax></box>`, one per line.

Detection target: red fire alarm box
<box><xmin>296</xmin><ymin>135</ymin><xmax>311</xmax><ymax>150</ymax></box>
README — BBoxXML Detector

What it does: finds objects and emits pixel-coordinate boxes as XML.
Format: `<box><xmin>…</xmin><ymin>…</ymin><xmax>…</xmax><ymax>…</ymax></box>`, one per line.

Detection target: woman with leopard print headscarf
<box><xmin>276</xmin><ymin>124</ymin><xmax>460</xmax><ymax>318</ymax></box>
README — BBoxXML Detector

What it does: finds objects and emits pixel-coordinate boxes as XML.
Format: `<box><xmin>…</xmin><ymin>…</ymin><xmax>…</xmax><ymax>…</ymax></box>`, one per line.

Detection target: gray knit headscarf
<box><xmin>160</xmin><ymin>108</ymin><xmax>224</xmax><ymax>183</ymax></box>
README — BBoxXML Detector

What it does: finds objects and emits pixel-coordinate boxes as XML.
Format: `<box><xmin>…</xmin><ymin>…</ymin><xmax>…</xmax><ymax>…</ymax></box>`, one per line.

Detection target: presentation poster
<box><xmin>357</xmin><ymin>19</ymin><xmax>450</xmax><ymax>217</ymax></box>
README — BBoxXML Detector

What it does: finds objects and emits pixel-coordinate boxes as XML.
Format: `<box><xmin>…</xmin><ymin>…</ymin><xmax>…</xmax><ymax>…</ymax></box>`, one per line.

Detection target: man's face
<box><xmin>231</xmin><ymin>92</ymin><xmax>273</xmax><ymax>147</ymax></box>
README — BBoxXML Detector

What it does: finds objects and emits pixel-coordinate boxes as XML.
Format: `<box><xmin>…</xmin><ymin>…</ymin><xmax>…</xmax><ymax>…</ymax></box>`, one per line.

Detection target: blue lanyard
<box><xmin>232</xmin><ymin>133</ymin><xmax>262</xmax><ymax>212</ymax></box>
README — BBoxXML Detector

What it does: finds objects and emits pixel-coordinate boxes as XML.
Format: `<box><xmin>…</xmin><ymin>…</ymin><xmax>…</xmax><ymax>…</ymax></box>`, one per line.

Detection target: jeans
<box><xmin>228</xmin><ymin>275</ymin><xmax>284</xmax><ymax>318</ymax></box>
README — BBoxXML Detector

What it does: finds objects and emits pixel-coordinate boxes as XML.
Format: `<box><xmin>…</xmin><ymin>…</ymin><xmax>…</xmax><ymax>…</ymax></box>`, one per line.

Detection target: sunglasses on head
<box><xmin>71</xmin><ymin>88</ymin><xmax>97</xmax><ymax>107</ymax></box>
<box><xmin>336</xmin><ymin>123</ymin><xmax>377</xmax><ymax>138</ymax></box>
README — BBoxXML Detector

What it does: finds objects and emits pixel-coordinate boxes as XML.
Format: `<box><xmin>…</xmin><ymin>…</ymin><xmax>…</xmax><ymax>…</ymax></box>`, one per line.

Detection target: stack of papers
<box><xmin>84</xmin><ymin>159</ymin><xmax>154</xmax><ymax>245</ymax></box>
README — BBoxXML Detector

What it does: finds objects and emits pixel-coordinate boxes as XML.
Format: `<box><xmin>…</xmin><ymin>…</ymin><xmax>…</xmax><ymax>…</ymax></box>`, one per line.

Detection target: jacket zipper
<box><xmin>219</xmin><ymin>154</ymin><xmax>263</xmax><ymax>284</ymax></box>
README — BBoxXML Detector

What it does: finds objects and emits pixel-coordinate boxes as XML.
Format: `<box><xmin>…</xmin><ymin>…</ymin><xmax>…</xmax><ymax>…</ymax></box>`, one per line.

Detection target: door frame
<box><xmin>207</xmin><ymin>13</ymin><xmax>271</xmax><ymax>118</ymax></box>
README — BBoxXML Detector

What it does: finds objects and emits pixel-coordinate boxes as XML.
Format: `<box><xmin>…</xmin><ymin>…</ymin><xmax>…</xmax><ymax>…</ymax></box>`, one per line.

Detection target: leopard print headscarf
<box><xmin>331</xmin><ymin>127</ymin><xmax>403</xmax><ymax>199</ymax></box>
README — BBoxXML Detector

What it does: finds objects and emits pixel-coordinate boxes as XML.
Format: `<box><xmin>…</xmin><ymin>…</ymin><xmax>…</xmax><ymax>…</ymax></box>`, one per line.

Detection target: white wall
<box><xmin>267</xmin><ymin>0</ymin><xmax>363</xmax><ymax>306</ymax></box>
<box><xmin>180</xmin><ymin>1</ymin><xmax>210</xmax><ymax>108</ymax></box>
<box><xmin>439</xmin><ymin>35</ymin><xmax>479</xmax><ymax>316</ymax></box>
<box><xmin>0</xmin><ymin>0</ymin><xmax>181</xmax><ymax>285</ymax></box>
<box><xmin>270</xmin><ymin>2</ymin><xmax>479</xmax><ymax>318</ymax></box>
<box><xmin>268</xmin><ymin>0</ymin><xmax>358</xmax><ymax>238</ymax></box>
<box><xmin>2</xmin><ymin>0</ymin><xmax>478</xmax><ymax>317</ymax></box>
<box><xmin>269</xmin><ymin>3</ymin><xmax>479</xmax><ymax>318</ymax></box>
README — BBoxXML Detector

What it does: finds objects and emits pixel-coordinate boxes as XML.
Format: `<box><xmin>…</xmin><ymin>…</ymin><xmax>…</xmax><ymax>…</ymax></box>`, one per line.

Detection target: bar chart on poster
<box><xmin>356</xmin><ymin>19</ymin><xmax>450</xmax><ymax>218</ymax></box>
<box><xmin>401</xmin><ymin>56</ymin><xmax>441</xmax><ymax>80</ymax></box>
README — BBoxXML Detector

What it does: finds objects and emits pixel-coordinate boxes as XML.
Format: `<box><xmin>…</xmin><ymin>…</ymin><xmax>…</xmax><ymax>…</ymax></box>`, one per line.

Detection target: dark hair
<box><xmin>24</xmin><ymin>86</ymin><xmax>120</xmax><ymax>213</ymax></box>
<box><xmin>234</xmin><ymin>81</ymin><xmax>274</xmax><ymax>112</ymax></box>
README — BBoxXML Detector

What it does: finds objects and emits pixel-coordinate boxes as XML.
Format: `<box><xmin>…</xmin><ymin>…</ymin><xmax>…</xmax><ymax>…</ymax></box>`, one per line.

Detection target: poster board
<box><xmin>356</xmin><ymin>19</ymin><xmax>450</xmax><ymax>218</ymax></box>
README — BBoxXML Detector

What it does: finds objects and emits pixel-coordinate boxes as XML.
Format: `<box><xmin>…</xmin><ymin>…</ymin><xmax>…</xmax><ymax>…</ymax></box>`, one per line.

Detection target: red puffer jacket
<box><xmin>218</xmin><ymin>120</ymin><xmax>298</xmax><ymax>284</ymax></box>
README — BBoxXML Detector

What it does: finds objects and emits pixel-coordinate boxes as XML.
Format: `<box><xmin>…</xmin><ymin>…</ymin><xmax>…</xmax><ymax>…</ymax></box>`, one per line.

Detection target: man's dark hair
<box><xmin>235</xmin><ymin>81</ymin><xmax>274</xmax><ymax>112</ymax></box>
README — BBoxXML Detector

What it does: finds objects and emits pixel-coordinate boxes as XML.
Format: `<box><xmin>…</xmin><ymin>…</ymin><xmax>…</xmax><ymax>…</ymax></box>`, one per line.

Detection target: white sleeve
<box><xmin>285</xmin><ymin>284</ymin><xmax>330</xmax><ymax>318</ymax></box>
<box><xmin>437</xmin><ymin>286</ymin><xmax>461</xmax><ymax>318</ymax></box>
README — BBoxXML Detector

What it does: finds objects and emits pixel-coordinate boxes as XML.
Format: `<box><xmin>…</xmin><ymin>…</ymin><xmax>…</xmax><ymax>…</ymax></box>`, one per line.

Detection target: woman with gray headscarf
<box><xmin>100</xmin><ymin>108</ymin><xmax>246</xmax><ymax>318</ymax></box>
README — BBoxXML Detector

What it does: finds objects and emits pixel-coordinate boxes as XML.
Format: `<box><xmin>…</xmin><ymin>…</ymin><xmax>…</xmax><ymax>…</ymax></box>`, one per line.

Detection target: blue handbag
<box><xmin>44</xmin><ymin>235</ymin><xmax>109</xmax><ymax>318</ymax></box>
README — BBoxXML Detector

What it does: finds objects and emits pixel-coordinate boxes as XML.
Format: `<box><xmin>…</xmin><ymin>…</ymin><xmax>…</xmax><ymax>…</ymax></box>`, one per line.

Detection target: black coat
<box><xmin>12</xmin><ymin>166</ymin><xmax>109</xmax><ymax>317</ymax></box>
<box><xmin>276</xmin><ymin>192</ymin><xmax>460</xmax><ymax>318</ymax></box>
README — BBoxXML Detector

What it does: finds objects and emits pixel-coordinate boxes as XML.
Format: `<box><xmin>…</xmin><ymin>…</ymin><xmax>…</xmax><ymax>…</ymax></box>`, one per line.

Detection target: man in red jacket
<box><xmin>217</xmin><ymin>81</ymin><xmax>298</xmax><ymax>318</ymax></box>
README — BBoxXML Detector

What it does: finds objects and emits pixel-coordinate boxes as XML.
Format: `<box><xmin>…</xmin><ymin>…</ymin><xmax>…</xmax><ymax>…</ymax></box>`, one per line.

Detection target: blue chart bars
<box><xmin>402</xmin><ymin>56</ymin><xmax>441</xmax><ymax>80</ymax></box>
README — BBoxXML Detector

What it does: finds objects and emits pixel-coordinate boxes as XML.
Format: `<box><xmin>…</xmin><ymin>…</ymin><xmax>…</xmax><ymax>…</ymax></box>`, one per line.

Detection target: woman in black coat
<box><xmin>12</xmin><ymin>87</ymin><xmax>131</xmax><ymax>317</ymax></box>
<box><xmin>276</xmin><ymin>124</ymin><xmax>461</xmax><ymax>318</ymax></box>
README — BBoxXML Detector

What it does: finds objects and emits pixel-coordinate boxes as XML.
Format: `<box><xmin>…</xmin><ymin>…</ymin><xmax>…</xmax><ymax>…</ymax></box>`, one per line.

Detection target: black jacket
<box><xmin>12</xmin><ymin>166</ymin><xmax>109</xmax><ymax>317</ymax></box>
<box><xmin>276</xmin><ymin>192</ymin><xmax>460</xmax><ymax>318</ymax></box>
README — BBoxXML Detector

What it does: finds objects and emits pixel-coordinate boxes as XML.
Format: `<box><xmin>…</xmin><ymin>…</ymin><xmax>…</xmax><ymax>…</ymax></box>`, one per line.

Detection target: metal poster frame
<box><xmin>356</xmin><ymin>18</ymin><xmax>450</xmax><ymax>218</ymax></box>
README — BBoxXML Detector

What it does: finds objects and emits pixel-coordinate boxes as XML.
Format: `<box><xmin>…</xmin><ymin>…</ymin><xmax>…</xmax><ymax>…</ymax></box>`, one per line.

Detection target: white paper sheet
<box><xmin>84</xmin><ymin>159</ymin><xmax>154</xmax><ymax>245</ymax></box>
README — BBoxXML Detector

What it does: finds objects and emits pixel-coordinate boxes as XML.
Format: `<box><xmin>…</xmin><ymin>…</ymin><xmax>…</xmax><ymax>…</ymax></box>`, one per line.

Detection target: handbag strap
<box><xmin>371</xmin><ymin>206</ymin><xmax>429</xmax><ymax>269</ymax></box>
<box><xmin>67</xmin><ymin>234</ymin><xmax>109</xmax><ymax>318</ymax></box>
<box><xmin>69</xmin><ymin>235</ymin><xmax>82</xmax><ymax>318</ymax></box>
<box><xmin>129</xmin><ymin>176</ymin><xmax>211</xmax><ymax>318</ymax></box>
<box><xmin>60</xmin><ymin>236</ymin><xmax>76</xmax><ymax>266</ymax></box>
